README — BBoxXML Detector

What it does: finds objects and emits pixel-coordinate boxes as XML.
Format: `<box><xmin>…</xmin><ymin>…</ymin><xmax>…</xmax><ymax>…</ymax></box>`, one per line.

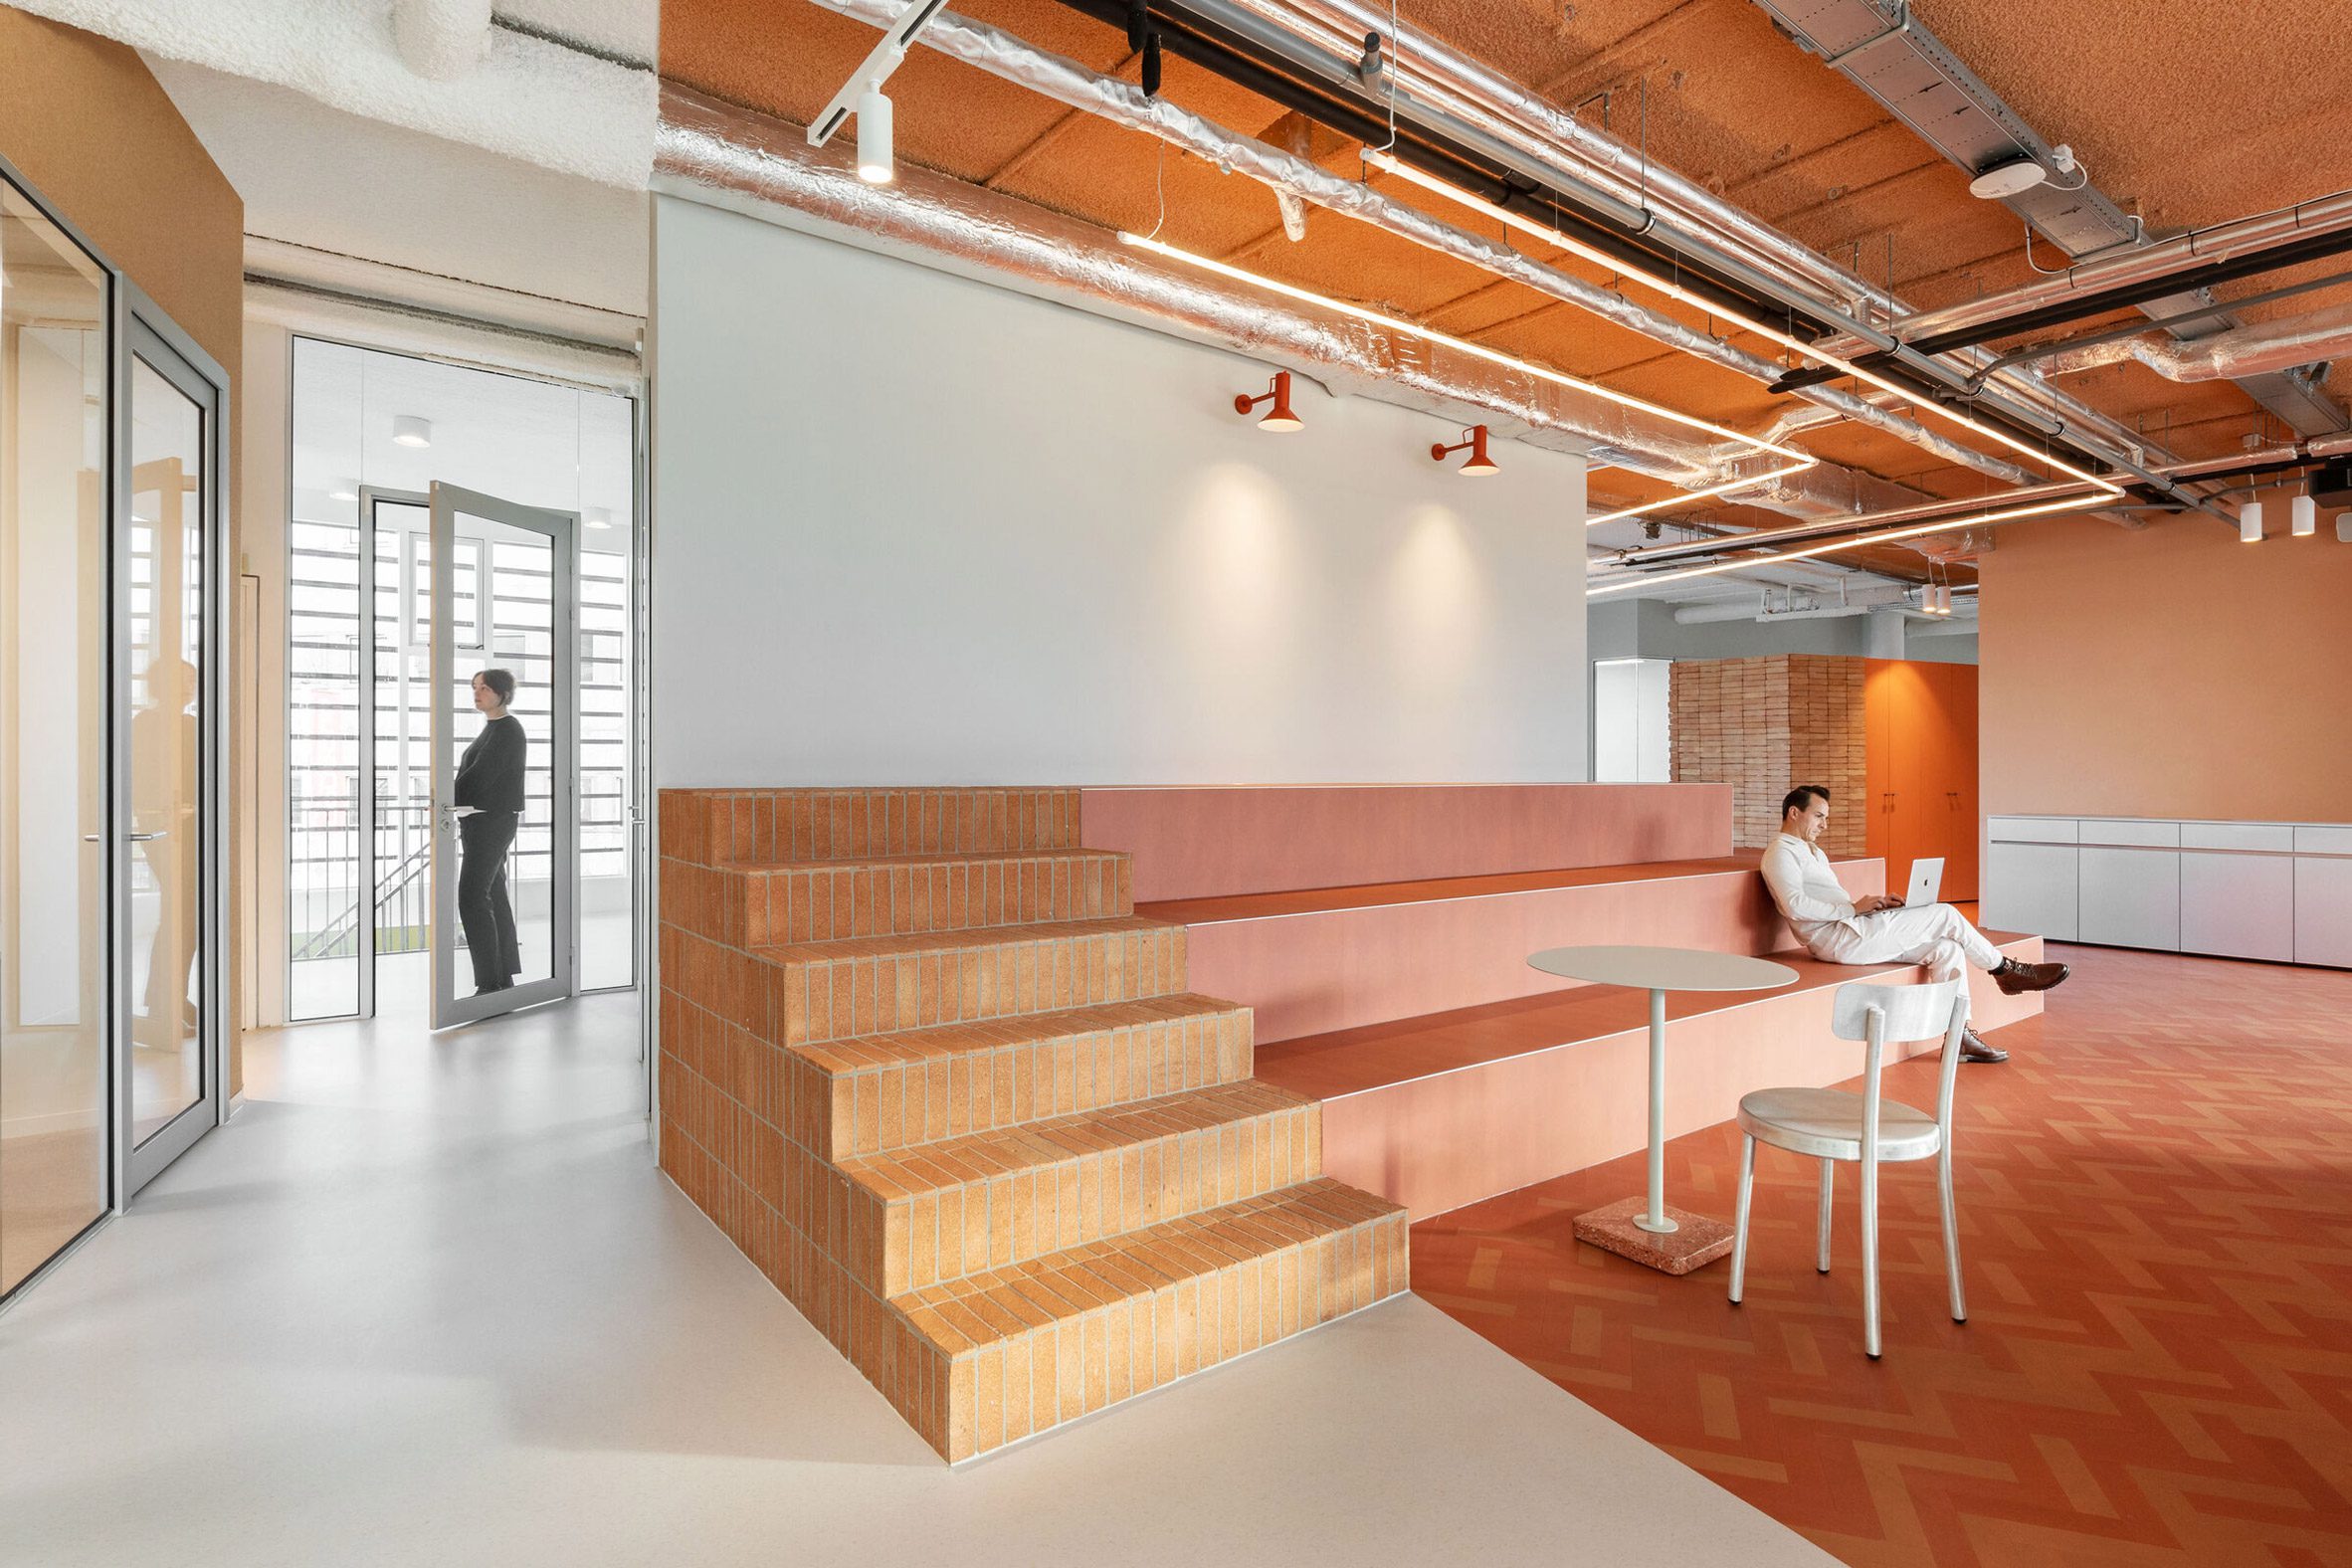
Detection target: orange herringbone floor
<box><xmin>1412</xmin><ymin>945</ymin><xmax>2352</xmax><ymax>1568</ymax></box>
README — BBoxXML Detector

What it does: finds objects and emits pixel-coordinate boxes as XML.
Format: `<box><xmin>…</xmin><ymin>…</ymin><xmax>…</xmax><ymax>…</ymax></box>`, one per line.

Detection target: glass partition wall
<box><xmin>2</xmin><ymin>162</ymin><xmax>229</xmax><ymax>1300</ymax></box>
<box><xmin>286</xmin><ymin>340</ymin><xmax>638</xmax><ymax>1023</ymax></box>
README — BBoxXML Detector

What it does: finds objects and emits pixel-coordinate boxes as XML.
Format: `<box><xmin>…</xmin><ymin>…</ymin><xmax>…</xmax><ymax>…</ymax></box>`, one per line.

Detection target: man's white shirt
<box><xmin>1760</xmin><ymin>831</ymin><xmax>1863</xmax><ymax>944</ymax></box>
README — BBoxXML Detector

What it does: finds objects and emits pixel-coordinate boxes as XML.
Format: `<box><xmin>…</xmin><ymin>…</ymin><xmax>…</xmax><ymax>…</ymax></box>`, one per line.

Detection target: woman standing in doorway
<box><xmin>455</xmin><ymin>668</ymin><xmax>526</xmax><ymax>997</ymax></box>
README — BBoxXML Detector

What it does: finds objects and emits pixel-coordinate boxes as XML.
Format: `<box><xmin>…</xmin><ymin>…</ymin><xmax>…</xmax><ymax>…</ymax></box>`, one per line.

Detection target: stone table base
<box><xmin>1573</xmin><ymin>1196</ymin><xmax>1736</xmax><ymax>1275</ymax></box>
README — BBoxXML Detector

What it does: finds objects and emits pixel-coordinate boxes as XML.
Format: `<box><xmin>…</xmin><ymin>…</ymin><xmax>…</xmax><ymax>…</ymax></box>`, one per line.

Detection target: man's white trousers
<box><xmin>1807</xmin><ymin>902</ymin><xmax>2003</xmax><ymax>990</ymax></box>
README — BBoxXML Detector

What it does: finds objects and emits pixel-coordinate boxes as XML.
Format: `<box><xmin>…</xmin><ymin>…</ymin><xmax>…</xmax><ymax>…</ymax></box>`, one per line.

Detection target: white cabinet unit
<box><xmin>2295</xmin><ymin>855</ymin><xmax>2352</xmax><ymax>968</ymax></box>
<box><xmin>2077</xmin><ymin>847</ymin><xmax>2181</xmax><ymax>950</ymax></box>
<box><xmin>1985</xmin><ymin>842</ymin><xmax>2077</xmax><ymax>939</ymax></box>
<box><xmin>2180</xmin><ymin>852</ymin><xmax>2295</xmax><ymax>962</ymax></box>
<box><xmin>1988</xmin><ymin>816</ymin><xmax>2076</xmax><ymax>843</ymax></box>
<box><xmin>1987</xmin><ymin>815</ymin><xmax>2351</xmax><ymax>968</ymax></box>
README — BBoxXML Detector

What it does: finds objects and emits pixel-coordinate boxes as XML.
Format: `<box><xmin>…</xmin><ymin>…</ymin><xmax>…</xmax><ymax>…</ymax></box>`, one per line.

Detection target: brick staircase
<box><xmin>657</xmin><ymin>788</ymin><xmax>1409</xmax><ymax>1462</ymax></box>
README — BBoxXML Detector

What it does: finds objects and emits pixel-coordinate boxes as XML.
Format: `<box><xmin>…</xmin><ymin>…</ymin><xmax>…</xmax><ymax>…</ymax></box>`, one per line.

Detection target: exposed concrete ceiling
<box><xmin>657</xmin><ymin>0</ymin><xmax>2352</xmax><ymax>599</ymax></box>
<box><xmin>150</xmin><ymin>57</ymin><xmax>650</xmax><ymax>316</ymax></box>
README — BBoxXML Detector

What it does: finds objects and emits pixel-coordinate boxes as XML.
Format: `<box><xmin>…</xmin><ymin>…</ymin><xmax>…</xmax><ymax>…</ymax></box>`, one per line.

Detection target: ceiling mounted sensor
<box><xmin>1234</xmin><ymin>370</ymin><xmax>1302</xmax><ymax>432</ymax></box>
<box><xmin>808</xmin><ymin>0</ymin><xmax>950</xmax><ymax>183</ymax></box>
<box><xmin>1432</xmin><ymin>425</ymin><xmax>1498</xmax><ymax>477</ymax></box>
<box><xmin>392</xmin><ymin>415</ymin><xmax>432</xmax><ymax>449</ymax></box>
<box><xmin>1969</xmin><ymin>158</ymin><xmax>2050</xmax><ymax>200</ymax></box>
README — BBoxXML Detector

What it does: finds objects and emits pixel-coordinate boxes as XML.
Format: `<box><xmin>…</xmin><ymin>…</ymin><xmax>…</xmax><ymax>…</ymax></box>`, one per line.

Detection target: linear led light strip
<box><xmin>1585</xmin><ymin>492</ymin><xmax>2106</xmax><ymax>598</ymax></box>
<box><xmin>1360</xmin><ymin>151</ymin><xmax>2128</xmax><ymax>508</ymax></box>
<box><xmin>1119</xmin><ymin>230</ymin><xmax>1818</xmax><ymax>506</ymax></box>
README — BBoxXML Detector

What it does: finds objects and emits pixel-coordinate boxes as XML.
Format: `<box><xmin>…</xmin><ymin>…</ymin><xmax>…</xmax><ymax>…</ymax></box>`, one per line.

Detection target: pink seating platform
<box><xmin>1079</xmin><ymin>783</ymin><xmax>2046</xmax><ymax>1221</ymax></box>
<box><xmin>1253</xmin><ymin>935</ymin><xmax>2044</xmax><ymax>1220</ymax></box>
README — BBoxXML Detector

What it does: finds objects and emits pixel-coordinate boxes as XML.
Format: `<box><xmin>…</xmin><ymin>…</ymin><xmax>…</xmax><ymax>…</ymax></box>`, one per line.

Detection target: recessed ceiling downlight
<box><xmin>1969</xmin><ymin>159</ymin><xmax>2049</xmax><ymax>200</ymax></box>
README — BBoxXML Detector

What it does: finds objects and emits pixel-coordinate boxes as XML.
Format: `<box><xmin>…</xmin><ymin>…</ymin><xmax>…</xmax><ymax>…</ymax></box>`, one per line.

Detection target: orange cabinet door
<box><xmin>1864</xmin><ymin>659</ymin><xmax>1896</xmax><ymax>863</ymax></box>
<box><xmin>1947</xmin><ymin>665</ymin><xmax>1981</xmax><ymax>900</ymax></box>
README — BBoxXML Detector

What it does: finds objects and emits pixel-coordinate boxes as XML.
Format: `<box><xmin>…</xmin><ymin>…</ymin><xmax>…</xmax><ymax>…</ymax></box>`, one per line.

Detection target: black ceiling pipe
<box><xmin>1045</xmin><ymin>0</ymin><xmax>1794</xmax><ymax>329</ymax></box>
<box><xmin>1904</xmin><ymin>226</ymin><xmax>2352</xmax><ymax>356</ymax></box>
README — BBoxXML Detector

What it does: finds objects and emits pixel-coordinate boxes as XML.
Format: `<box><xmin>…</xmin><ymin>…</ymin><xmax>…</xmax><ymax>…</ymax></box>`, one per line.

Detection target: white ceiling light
<box><xmin>392</xmin><ymin>414</ymin><xmax>433</xmax><ymax>449</ymax></box>
<box><xmin>856</xmin><ymin>88</ymin><xmax>894</xmax><ymax>185</ymax></box>
<box><xmin>1969</xmin><ymin>159</ymin><xmax>2049</xmax><ymax>200</ymax></box>
<box><xmin>808</xmin><ymin>0</ymin><xmax>947</xmax><ymax>184</ymax></box>
<box><xmin>2240</xmin><ymin>500</ymin><xmax>2263</xmax><ymax>542</ymax></box>
<box><xmin>329</xmin><ymin>479</ymin><xmax>358</xmax><ymax>501</ymax></box>
<box><xmin>586</xmin><ymin>506</ymin><xmax>615</xmax><ymax>530</ymax></box>
<box><xmin>2291</xmin><ymin>493</ymin><xmax>2317</xmax><ymax>536</ymax></box>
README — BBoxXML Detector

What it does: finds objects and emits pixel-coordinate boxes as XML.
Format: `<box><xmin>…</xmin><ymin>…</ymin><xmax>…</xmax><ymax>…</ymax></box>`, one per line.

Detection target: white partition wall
<box><xmin>649</xmin><ymin>196</ymin><xmax>1589</xmax><ymax>788</ymax></box>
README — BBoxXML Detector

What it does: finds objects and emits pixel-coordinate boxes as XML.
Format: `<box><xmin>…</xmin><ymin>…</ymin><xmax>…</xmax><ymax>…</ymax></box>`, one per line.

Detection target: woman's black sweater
<box><xmin>455</xmin><ymin>713</ymin><xmax>527</xmax><ymax>814</ymax></box>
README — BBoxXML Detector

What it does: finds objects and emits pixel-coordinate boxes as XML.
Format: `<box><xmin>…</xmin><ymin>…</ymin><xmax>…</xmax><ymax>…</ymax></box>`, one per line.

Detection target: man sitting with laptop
<box><xmin>1761</xmin><ymin>784</ymin><xmax>2069</xmax><ymax>1064</ymax></box>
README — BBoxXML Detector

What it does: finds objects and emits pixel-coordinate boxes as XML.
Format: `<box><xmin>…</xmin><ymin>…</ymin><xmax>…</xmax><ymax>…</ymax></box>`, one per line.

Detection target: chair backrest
<box><xmin>1831</xmin><ymin>979</ymin><xmax>1962</xmax><ymax>1045</ymax></box>
<box><xmin>1830</xmin><ymin>979</ymin><xmax>1970</xmax><ymax>1153</ymax></box>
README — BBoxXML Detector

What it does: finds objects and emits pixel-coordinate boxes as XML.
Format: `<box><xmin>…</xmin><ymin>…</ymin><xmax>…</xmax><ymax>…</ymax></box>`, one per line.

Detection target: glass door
<box><xmin>428</xmin><ymin>484</ymin><xmax>576</xmax><ymax>1028</ymax></box>
<box><xmin>1</xmin><ymin>175</ymin><xmax>110</xmax><ymax>1293</ymax></box>
<box><xmin>120</xmin><ymin>314</ymin><xmax>225</xmax><ymax>1193</ymax></box>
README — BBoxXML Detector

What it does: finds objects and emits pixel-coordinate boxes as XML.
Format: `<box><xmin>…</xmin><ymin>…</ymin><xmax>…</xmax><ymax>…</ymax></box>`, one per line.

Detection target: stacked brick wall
<box><xmin>1670</xmin><ymin>656</ymin><xmax>1866</xmax><ymax>854</ymax></box>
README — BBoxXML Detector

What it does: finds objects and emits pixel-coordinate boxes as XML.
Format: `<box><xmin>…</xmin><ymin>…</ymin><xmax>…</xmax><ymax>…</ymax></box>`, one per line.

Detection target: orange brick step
<box><xmin>663</xmin><ymin>787</ymin><xmax>1079</xmax><ymax>866</ymax></box>
<box><xmin>734</xmin><ymin>849</ymin><xmax>1134</xmax><ymax>945</ymax></box>
<box><xmin>758</xmin><ymin>916</ymin><xmax>1187</xmax><ymax>1047</ymax></box>
<box><xmin>884</xmin><ymin>1178</ymin><xmax>1410</xmax><ymax>1462</ymax></box>
<box><xmin>791</xmin><ymin>993</ymin><xmax>1254</xmax><ymax>1161</ymax></box>
<box><xmin>821</xmin><ymin>1079</ymin><xmax>1321</xmax><ymax>1296</ymax></box>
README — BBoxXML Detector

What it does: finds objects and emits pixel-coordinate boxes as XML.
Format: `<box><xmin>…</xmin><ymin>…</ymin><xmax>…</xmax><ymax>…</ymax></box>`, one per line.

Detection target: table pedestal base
<box><xmin>1574</xmin><ymin>1197</ymin><xmax>1736</xmax><ymax>1275</ymax></box>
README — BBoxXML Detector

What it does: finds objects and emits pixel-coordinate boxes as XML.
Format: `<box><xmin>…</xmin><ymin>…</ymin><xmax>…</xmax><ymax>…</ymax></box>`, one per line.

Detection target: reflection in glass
<box><xmin>1</xmin><ymin>180</ymin><xmax>110</xmax><ymax>1293</ymax></box>
<box><xmin>128</xmin><ymin>356</ymin><xmax>206</xmax><ymax>1144</ymax></box>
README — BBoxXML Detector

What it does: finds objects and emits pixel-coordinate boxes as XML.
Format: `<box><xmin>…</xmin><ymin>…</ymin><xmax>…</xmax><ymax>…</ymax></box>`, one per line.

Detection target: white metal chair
<box><xmin>1727</xmin><ymin>978</ymin><xmax>1970</xmax><ymax>1359</ymax></box>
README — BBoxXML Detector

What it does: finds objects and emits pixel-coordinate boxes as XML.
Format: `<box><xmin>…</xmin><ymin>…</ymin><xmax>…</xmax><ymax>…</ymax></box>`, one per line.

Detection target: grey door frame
<box><xmin>428</xmin><ymin>482</ymin><xmax>578</xmax><ymax>1029</ymax></box>
<box><xmin>116</xmin><ymin>291</ymin><xmax>231</xmax><ymax>1199</ymax></box>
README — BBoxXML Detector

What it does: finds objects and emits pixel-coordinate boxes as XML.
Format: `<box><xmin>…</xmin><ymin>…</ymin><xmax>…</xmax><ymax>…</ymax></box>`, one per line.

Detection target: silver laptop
<box><xmin>1905</xmin><ymin>858</ymin><xmax>1945</xmax><ymax>906</ymax></box>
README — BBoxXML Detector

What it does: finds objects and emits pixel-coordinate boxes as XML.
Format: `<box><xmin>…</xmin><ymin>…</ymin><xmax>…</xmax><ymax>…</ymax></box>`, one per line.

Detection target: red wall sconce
<box><xmin>1235</xmin><ymin>370</ymin><xmax>1303</xmax><ymax>432</ymax></box>
<box><xmin>1431</xmin><ymin>423</ymin><xmax>1499</xmax><ymax>476</ymax></box>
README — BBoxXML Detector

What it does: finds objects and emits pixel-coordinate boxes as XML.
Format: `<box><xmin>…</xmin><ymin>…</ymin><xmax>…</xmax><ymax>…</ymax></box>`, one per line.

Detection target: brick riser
<box><xmin>657</xmin><ymin>787</ymin><xmax>1408</xmax><ymax>1463</ymax></box>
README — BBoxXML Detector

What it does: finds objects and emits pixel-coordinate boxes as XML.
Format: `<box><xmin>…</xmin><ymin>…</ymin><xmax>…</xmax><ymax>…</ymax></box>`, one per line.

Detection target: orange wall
<box><xmin>1979</xmin><ymin>507</ymin><xmax>2352</xmax><ymax>823</ymax></box>
<box><xmin>1</xmin><ymin>8</ymin><xmax>248</xmax><ymax>1076</ymax></box>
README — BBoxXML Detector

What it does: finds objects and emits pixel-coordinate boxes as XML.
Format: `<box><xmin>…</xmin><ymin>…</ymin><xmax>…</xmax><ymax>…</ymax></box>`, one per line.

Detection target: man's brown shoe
<box><xmin>1960</xmin><ymin>1028</ymin><xmax>2009</xmax><ymax>1064</ymax></box>
<box><xmin>1993</xmin><ymin>957</ymin><xmax>2070</xmax><ymax>996</ymax></box>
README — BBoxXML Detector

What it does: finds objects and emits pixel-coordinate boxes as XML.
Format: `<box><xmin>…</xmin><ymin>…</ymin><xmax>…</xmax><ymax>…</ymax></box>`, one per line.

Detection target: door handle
<box><xmin>85</xmin><ymin>832</ymin><xmax>168</xmax><ymax>842</ymax></box>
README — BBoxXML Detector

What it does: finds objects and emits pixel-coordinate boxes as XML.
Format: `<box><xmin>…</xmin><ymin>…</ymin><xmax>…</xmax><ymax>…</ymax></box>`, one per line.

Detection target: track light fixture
<box><xmin>2240</xmin><ymin>500</ymin><xmax>2263</xmax><ymax>542</ymax></box>
<box><xmin>1432</xmin><ymin>424</ymin><xmax>1498</xmax><ymax>477</ymax></box>
<box><xmin>1235</xmin><ymin>370</ymin><xmax>1303</xmax><ymax>432</ymax></box>
<box><xmin>856</xmin><ymin>88</ymin><xmax>894</xmax><ymax>184</ymax></box>
<box><xmin>807</xmin><ymin>0</ymin><xmax>945</xmax><ymax>186</ymax></box>
<box><xmin>2291</xmin><ymin>493</ymin><xmax>2317</xmax><ymax>536</ymax></box>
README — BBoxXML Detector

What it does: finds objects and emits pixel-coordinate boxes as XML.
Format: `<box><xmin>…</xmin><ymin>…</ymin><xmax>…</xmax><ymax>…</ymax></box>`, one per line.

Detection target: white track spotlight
<box><xmin>856</xmin><ymin>88</ymin><xmax>893</xmax><ymax>185</ymax></box>
<box><xmin>2291</xmin><ymin>493</ymin><xmax>2317</xmax><ymax>536</ymax></box>
<box><xmin>2239</xmin><ymin>500</ymin><xmax>2262</xmax><ymax>543</ymax></box>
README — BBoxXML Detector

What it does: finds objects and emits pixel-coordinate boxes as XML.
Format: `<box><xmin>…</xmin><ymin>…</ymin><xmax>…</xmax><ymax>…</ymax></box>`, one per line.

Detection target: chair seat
<box><xmin>1737</xmin><ymin>1086</ymin><xmax>1943</xmax><ymax>1162</ymax></box>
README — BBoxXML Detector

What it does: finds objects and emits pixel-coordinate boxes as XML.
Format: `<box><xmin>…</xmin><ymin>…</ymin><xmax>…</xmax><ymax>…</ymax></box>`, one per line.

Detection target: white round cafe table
<box><xmin>1528</xmin><ymin>945</ymin><xmax>1798</xmax><ymax>1274</ymax></box>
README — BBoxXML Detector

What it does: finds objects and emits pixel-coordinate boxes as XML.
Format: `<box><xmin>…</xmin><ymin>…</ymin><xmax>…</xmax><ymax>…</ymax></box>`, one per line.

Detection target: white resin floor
<box><xmin>0</xmin><ymin>993</ymin><xmax>1834</xmax><ymax>1568</ymax></box>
